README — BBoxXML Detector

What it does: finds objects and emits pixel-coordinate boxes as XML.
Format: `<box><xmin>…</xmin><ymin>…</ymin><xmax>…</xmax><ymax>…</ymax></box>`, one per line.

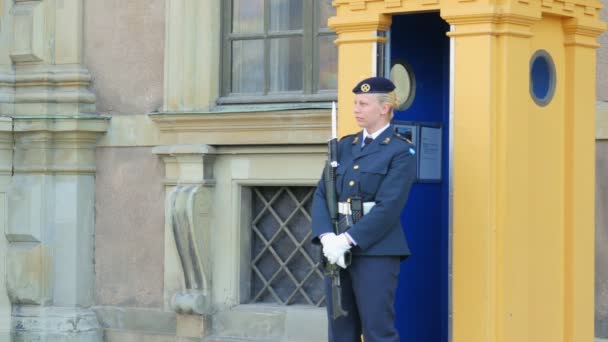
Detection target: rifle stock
<box><xmin>322</xmin><ymin>138</ymin><xmax>349</xmax><ymax>319</ymax></box>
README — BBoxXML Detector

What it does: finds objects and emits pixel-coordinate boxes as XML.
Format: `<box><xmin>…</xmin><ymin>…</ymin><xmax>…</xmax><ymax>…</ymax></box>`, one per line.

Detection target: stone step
<box><xmin>205</xmin><ymin>336</ymin><xmax>276</xmax><ymax>342</ymax></box>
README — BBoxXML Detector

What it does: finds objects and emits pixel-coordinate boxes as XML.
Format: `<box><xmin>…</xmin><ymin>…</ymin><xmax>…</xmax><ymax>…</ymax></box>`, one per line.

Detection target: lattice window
<box><xmin>250</xmin><ymin>186</ymin><xmax>325</xmax><ymax>306</ymax></box>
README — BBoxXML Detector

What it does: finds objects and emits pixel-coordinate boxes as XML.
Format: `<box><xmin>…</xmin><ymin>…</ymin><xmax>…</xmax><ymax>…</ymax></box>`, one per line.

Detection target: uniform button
<box><xmin>347</xmin><ymin>198</ymin><xmax>351</xmax><ymax>203</ymax></box>
<box><xmin>353</xmin><ymin>165</ymin><xmax>359</xmax><ymax>170</ymax></box>
<box><xmin>349</xmin><ymin>180</ymin><xmax>355</xmax><ymax>187</ymax></box>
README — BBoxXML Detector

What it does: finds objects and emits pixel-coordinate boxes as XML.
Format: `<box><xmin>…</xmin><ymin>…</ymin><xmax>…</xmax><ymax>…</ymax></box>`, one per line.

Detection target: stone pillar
<box><xmin>163</xmin><ymin>0</ymin><xmax>220</xmax><ymax>112</ymax></box>
<box><xmin>153</xmin><ymin>145</ymin><xmax>217</xmax><ymax>340</ymax></box>
<box><xmin>6</xmin><ymin>117</ymin><xmax>108</xmax><ymax>341</ymax></box>
<box><xmin>0</xmin><ymin>0</ymin><xmax>110</xmax><ymax>340</ymax></box>
<box><xmin>0</xmin><ymin>117</ymin><xmax>13</xmax><ymax>341</ymax></box>
<box><xmin>10</xmin><ymin>0</ymin><xmax>95</xmax><ymax>116</ymax></box>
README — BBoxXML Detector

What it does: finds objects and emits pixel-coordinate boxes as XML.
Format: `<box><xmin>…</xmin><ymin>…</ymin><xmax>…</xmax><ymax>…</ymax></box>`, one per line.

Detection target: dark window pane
<box><xmin>269</xmin><ymin>37</ymin><xmax>303</xmax><ymax>92</ymax></box>
<box><xmin>232</xmin><ymin>40</ymin><xmax>265</xmax><ymax>93</ymax></box>
<box><xmin>270</xmin><ymin>0</ymin><xmax>303</xmax><ymax>31</ymax></box>
<box><xmin>224</xmin><ymin>0</ymin><xmax>338</xmax><ymax>101</ymax></box>
<box><xmin>250</xmin><ymin>186</ymin><xmax>323</xmax><ymax>306</ymax></box>
<box><xmin>232</xmin><ymin>0</ymin><xmax>264</xmax><ymax>33</ymax></box>
<box><xmin>319</xmin><ymin>0</ymin><xmax>335</xmax><ymax>29</ymax></box>
<box><xmin>318</xmin><ymin>35</ymin><xmax>337</xmax><ymax>90</ymax></box>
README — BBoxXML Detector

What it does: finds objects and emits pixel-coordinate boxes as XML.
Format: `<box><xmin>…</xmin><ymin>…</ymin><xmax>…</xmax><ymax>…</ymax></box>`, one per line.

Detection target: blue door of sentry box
<box><xmin>390</xmin><ymin>13</ymin><xmax>450</xmax><ymax>342</ymax></box>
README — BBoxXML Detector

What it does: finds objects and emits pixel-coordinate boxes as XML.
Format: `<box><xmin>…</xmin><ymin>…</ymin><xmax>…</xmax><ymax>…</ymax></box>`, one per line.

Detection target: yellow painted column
<box><xmin>329</xmin><ymin>13</ymin><xmax>391</xmax><ymax>136</ymax></box>
<box><xmin>563</xmin><ymin>18</ymin><xmax>606</xmax><ymax>342</ymax></box>
<box><xmin>443</xmin><ymin>17</ymin><xmax>499</xmax><ymax>342</ymax></box>
<box><xmin>489</xmin><ymin>19</ymin><xmax>535</xmax><ymax>342</ymax></box>
<box><xmin>442</xmin><ymin>13</ymin><xmax>541</xmax><ymax>342</ymax></box>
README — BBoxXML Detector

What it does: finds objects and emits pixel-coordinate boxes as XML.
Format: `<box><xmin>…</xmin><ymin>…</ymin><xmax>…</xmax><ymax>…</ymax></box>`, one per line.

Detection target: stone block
<box><xmin>176</xmin><ymin>313</ymin><xmax>211</xmax><ymax>338</ymax></box>
<box><xmin>11</xmin><ymin>306</ymin><xmax>101</xmax><ymax>342</ymax></box>
<box><xmin>6</xmin><ymin>244</ymin><xmax>52</xmax><ymax>305</ymax></box>
<box><xmin>5</xmin><ymin>175</ymin><xmax>47</xmax><ymax>243</ymax></box>
<box><xmin>104</xmin><ymin>330</ymin><xmax>176</xmax><ymax>342</ymax></box>
<box><xmin>284</xmin><ymin>306</ymin><xmax>327</xmax><ymax>342</ymax></box>
<box><xmin>212</xmin><ymin>306</ymin><xmax>285</xmax><ymax>340</ymax></box>
<box><xmin>10</xmin><ymin>1</ymin><xmax>45</xmax><ymax>63</ymax></box>
<box><xmin>93</xmin><ymin>306</ymin><xmax>176</xmax><ymax>335</ymax></box>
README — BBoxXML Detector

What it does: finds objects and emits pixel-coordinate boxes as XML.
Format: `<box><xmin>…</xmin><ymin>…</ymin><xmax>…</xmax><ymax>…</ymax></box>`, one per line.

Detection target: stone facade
<box><xmin>598</xmin><ymin>101</ymin><xmax>608</xmax><ymax>339</ymax></box>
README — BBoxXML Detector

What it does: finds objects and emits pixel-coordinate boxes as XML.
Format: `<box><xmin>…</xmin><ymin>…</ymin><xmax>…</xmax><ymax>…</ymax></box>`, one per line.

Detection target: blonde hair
<box><xmin>374</xmin><ymin>91</ymin><xmax>399</xmax><ymax>118</ymax></box>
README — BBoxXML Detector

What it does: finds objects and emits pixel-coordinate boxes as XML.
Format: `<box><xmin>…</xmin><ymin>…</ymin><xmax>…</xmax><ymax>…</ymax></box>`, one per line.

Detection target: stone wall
<box><xmin>84</xmin><ymin>0</ymin><xmax>165</xmax><ymax>115</ymax></box>
<box><xmin>85</xmin><ymin>0</ymin><xmax>167</xmax><ymax>311</ymax></box>
<box><xmin>597</xmin><ymin>102</ymin><xmax>608</xmax><ymax>338</ymax></box>
<box><xmin>598</xmin><ymin>0</ymin><xmax>608</xmax><ymax>101</ymax></box>
<box><xmin>94</xmin><ymin>147</ymin><xmax>165</xmax><ymax>308</ymax></box>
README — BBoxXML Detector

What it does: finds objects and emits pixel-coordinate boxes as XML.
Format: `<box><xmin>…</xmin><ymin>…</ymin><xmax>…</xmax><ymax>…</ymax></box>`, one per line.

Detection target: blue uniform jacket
<box><xmin>311</xmin><ymin>125</ymin><xmax>417</xmax><ymax>258</ymax></box>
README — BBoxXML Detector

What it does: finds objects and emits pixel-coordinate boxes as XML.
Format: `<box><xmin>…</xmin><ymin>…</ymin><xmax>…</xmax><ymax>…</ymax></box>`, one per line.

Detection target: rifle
<box><xmin>321</xmin><ymin>102</ymin><xmax>351</xmax><ymax>320</ymax></box>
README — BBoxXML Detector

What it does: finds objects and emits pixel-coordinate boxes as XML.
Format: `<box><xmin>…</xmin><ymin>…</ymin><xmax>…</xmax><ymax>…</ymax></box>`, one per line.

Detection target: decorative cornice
<box><xmin>333</xmin><ymin>0</ymin><xmax>604</xmax><ymax>25</ymax></box>
<box><xmin>14</xmin><ymin>69</ymin><xmax>93</xmax><ymax>87</ymax></box>
<box><xmin>444</xmin><ymin>11</ymin><xmax>539</xmax><ymax>37</ymax></box>
<box><xmin>443</xmin><ymin>11</ymin><xmax>539</xmax><ymax>26</ymax></box>
<box><xmin>562</xmin><ymin>19</ymin><xmax>606</xmax><ymax>47</ymax></box>
<box><xmin>329</xmin><ymin>13</ymin><xmax>392</xmax><ymax>34</ymax></box>
<box><xmin>150</xmin><ymin>110</ymin><xmax>327</xmax><ymax>133</ymax></box>
<box><xmin>11</xmin><ymin>116</ymin><xmax>110</xmax><ymax>174</ymax></box>
<box><xmin>153</xmin><ymin>144</ymin><xmax>217</xmax><ymax>185</ymax></box>
<box><xmin>11</xmin><ymin>68</ymin><xmax>96</xmax><ymax>109</ymax></box>
<box><xmin>12</xmin><ymin>115</ymin><xmax>110</xmax><ymax>133</ymax></box>
<box><xmin>149</xmin><ymin>109</ymin><xmax>330</xmax><ymax>145</ymax></box>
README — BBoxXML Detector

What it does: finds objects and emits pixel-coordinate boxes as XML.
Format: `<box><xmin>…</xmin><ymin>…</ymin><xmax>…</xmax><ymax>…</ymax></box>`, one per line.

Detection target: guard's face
<box><xmin>353</xmin><ymin>94</ymin><xmax>391</xmax><ymax>132</ymax></box>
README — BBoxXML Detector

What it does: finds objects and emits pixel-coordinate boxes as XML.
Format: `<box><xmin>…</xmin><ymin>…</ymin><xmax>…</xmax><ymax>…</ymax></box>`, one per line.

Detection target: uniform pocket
<box><xmin>359</xmin><ymin>163</ymin><xmax>388</xmax><ymax>197</ymax></box>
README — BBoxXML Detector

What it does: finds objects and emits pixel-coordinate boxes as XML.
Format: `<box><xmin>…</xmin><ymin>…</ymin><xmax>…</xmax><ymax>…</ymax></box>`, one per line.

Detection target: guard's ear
<box><xmin>380</xmin><ymin>102</ymin><xmax>391</xmax><ymax>116</ymax></box>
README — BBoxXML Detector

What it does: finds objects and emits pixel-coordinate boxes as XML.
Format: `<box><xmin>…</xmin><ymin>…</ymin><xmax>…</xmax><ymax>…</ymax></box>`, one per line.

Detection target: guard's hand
<box><xmin>321</xmin><ymin>233</ymin><xmax>351</xmax><ymax>265</ymax></box>
<box><xmin>336</xmin><ymin>254</ymin><xmax>347</xmax><ymax>269</ymax></box>
<box><xmin>320</xmin><ymin>233</ymin><xmax>337</xmax><ymax>247</ymax></box>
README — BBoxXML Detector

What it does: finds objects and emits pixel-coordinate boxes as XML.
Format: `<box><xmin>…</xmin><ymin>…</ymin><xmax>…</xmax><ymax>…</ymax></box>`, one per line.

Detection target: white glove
<box><xmin>321</xmin><ymin>233</ymin><xmax>351</xmax><ymax>266</ymax></box>
<box><xmin>336</xmin><ymin>254</ymin><xmax>347</xmax><ymax>269</ymax></box>
<box><xmin>320</xmin><ymin>233</ymin><xmax>337</xmax><ymax>262</ymax></box>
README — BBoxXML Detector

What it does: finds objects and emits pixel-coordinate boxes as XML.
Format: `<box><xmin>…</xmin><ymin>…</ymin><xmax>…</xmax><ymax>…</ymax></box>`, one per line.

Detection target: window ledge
<box><xmin>148</xmin><ymin>107</ymin><xmax>332</xmax><ymax>145</ymax></box>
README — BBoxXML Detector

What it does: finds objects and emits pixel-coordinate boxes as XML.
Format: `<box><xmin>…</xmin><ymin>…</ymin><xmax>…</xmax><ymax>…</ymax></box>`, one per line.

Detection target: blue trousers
<box><xmin>324</xmin><ymin>255</ymin><xmax>401</xmax><ymax>342</ymax></box>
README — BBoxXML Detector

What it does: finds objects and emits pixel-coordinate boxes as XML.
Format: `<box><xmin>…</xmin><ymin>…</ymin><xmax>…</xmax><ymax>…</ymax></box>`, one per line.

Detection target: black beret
<box><xmin>352</xmin><ymin>77</ymin><xmax>396</xmax><ymax>94</ymax></box>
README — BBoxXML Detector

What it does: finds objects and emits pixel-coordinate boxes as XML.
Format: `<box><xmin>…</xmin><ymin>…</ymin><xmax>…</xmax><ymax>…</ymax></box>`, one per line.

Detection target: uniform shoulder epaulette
<box><xmin>339</xmin><ymin>132</ymin><xmax>359</xmax><ymax>144</ymax></box>
<box><xmin>339</xmin><ymin>133</ymin><xmax>356</xmax><ymax>140</ymax></box>
<box><xmin>394</xmin><ymin>132</ymin><xmax>412</xmax><ymax>144</ymax></box>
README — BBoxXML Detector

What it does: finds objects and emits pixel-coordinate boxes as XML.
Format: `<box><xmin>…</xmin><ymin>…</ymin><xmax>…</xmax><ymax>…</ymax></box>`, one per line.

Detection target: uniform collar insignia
<box><xmin>352</xmin><ymin>136</ymin><xmax>359</xmax><ymax>144</ymax></box>
<box><xmin>381</xmin><ymin>137</ymin><xmax>390</xmax><ymax>144</ymax></box>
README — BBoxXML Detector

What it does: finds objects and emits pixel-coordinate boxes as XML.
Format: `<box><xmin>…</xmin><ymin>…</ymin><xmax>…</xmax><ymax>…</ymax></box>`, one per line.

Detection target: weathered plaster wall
<box><xmin>95</xmin><ymin>147</ymin><xmax>165</xmax><ymax>307</ymax></box>
<box><xmin>598</xmin><ymin>0</ymin><xmax>608</xmax><ymax>101</ymax></box>
<box><xmin>84</xmin><ymin>0</ymin><xmax>165</xmax><ymax>115</ymax></box>
<box><xmin>598</xmin><ymin>139</ymin><xmax>608</xmax><ymax>338</ymax></box>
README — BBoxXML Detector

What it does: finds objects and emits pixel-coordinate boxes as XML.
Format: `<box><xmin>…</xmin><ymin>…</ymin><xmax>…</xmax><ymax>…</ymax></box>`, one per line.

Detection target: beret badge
<box><xmin>360</xmin><ymin>83</ymin><xmax>371</xmax><ymax>93</ymax></box>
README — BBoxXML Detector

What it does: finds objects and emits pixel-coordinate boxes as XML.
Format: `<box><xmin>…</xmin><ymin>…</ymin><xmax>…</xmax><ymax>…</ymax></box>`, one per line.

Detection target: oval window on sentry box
<box><xmin>390</xmin><ymin>61</ymin><xmax>416</xmax><ymax>111</ymax></box>
<box><xmin>529</xmin><ymin>50</ymin><xmax>556</xmax><ymax>107</ymax></box>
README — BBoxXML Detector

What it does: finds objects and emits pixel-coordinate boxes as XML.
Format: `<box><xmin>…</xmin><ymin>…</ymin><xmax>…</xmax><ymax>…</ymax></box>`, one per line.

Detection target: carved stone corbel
<box><xmin>153</xmin><ymin>145</ymin><xmax>216</xmax><ymax>317</ymax></box>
